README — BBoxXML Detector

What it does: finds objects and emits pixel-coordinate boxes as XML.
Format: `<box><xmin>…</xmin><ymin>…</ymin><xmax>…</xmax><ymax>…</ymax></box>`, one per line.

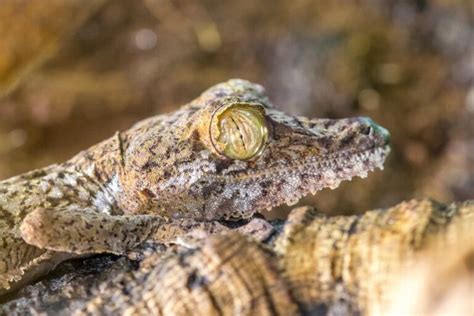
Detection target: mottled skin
<box><xmin>0</xmin><ymin>79</ymin><xmax>389</xmax><ymax>293</ymax></box>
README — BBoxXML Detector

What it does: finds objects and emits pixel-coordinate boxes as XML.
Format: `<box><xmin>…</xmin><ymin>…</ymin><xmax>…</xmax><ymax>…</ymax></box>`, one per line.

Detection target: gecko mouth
<box><xmin>198</xmin><ymin>144</ymin><xmax>389</xmax><ymax>221</ymax></box>
<box><xmin>252</xmin><ymin>145</ymin><xmax>390</xmax><ymax>214</ymax></box>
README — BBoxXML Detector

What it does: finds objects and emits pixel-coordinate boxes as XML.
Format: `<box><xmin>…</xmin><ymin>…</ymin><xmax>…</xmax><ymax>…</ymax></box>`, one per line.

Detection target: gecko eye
<box><xmin>211</xmin><ymin>103</ymin><xmax>268</xmax><ymax>160</ymax></box>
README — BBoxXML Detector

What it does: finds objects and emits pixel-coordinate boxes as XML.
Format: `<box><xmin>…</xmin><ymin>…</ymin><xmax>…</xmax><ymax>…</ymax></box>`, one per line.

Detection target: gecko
<box><xmin>0</xmin><ymin>79</ymin><xmax>390</xmax><ymax>294</ymax></box>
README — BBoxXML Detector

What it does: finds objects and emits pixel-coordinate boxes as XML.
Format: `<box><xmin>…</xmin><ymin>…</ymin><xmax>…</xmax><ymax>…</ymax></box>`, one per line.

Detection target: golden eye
<box><xmin>211</xmin><ymin>103</ymin><xmax>268</xmax><ymax>160</ymax></box>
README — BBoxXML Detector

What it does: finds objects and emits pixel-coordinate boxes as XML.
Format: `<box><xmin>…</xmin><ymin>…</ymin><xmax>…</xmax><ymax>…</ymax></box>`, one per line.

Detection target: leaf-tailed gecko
<box><xmin>0</xmin><ymin>79</ymin><xmax>390</xmax><ymax>293</ymax></box>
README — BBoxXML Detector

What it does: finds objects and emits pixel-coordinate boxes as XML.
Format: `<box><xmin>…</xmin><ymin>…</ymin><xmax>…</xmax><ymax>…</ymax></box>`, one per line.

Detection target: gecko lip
<box><xmin>209</xmin><ymin>145</ymin><xmax>389</xmax><ymax>182</ymax></box>
<box><xmin>196</xmin><ymin>144</ymin><xmax>389</xmax><ymax>222</ymax></box>
<box><xmin>251</xmin><ymin>145</ymin><xmax>390</xmax><ymax>213</ymax></box>
<box><xmin>198</xmin><ymin>144</ymin><xmax>390</xmax><ymax>221</ymax></box>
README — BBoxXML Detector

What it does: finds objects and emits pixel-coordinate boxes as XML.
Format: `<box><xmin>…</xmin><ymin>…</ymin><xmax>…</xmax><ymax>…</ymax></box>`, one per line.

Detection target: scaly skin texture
<box><xmin>2</xmin><ymin>199</ymin><xmax>469</xmax><ymax>315</ymax></box>
<box><xmin>0</xmin><ymin>79</ymin><xmax>389</xmax><ymax>294</ymax></box>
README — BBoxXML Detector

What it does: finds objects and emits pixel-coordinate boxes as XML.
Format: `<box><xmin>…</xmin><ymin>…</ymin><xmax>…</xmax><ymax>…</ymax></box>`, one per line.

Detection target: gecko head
<box><xmin>120</xmin><ymin>79</ymin><xmax>390</xmax><ymax>220</ymax></box>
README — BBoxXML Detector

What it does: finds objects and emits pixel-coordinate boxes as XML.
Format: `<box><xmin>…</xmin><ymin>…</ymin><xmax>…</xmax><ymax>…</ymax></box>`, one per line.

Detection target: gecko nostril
<box><xmin>362</xmin><ymin>125</ymin><xmax>373</xmax><ymax>135</ymax></box>
<box><xmin>359</xmin><ymin>117</ymin><xmax>391</xmax><ymax>146</ymax></box>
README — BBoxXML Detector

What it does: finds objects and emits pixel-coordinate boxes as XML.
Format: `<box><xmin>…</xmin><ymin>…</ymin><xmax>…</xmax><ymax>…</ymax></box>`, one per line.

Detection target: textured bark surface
<box><xmin>276</xmin><ymin>199</ymin><xmax>474</xmax><ymax>315</ymax></box>
<box><xmin>1</xmin><ymin>199</ymin><xmax>472</xmax><ymax>315</ymax></box>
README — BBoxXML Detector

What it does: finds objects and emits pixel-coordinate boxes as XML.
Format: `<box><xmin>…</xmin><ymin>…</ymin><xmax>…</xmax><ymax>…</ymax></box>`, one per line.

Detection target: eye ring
<box><xmin>209</xmin><ymin>102</ymin><xmax>269</xmax><ymax>160</ymax></box>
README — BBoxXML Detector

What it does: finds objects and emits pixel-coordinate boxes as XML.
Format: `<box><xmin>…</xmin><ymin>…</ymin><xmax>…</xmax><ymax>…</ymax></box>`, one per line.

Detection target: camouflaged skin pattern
<box><xmin>0</xmin><ymin>79</ymin><xmax>389</xmax><ymax>293</ymax></box>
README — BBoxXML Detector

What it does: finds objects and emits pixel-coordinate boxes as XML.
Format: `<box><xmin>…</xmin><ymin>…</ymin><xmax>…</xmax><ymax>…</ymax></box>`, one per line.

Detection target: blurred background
<box><xmin>0</xmin><ymin>0</ymin><xmax>472</xmax><ymax>216</ymax></box>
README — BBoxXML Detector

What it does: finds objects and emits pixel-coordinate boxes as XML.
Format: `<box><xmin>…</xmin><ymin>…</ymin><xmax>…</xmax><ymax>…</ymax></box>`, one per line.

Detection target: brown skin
<box><xmin>0</xmin><ymin>79</ymin><xmax>389</xmax><ymax>293</ymax></box>
<box><xmin>110</xmin><ymin>79</ymin><xmax>389</xmax><ymax>220</ymax></box>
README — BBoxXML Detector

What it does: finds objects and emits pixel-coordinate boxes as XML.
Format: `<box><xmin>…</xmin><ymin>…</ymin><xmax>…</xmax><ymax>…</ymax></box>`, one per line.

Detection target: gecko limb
<box><xmin>20</xmin><ymin>208</ymin><xmax>164</xmax><ymax>255</ymax></box>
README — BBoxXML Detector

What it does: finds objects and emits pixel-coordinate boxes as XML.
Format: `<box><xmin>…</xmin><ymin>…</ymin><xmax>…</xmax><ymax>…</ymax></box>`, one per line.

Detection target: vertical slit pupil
<box><xmin>217</xmin><ymin>104</ymin><xmax>268</xmax><ymax>160</ymax></box>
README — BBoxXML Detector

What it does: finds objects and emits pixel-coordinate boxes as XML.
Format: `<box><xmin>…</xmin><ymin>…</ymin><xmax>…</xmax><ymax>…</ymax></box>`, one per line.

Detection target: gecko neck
<box><xmin>68</xmin><ymin>133</ymin><xmax>125</xmax><ymax>214</ymax></box>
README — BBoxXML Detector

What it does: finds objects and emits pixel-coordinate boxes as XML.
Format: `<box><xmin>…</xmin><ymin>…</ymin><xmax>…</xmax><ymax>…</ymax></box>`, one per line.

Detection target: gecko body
<box><xmin>0</xmin><ymin>79</ymin><xmax>390</xmax><ymax>293</ymax></box>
